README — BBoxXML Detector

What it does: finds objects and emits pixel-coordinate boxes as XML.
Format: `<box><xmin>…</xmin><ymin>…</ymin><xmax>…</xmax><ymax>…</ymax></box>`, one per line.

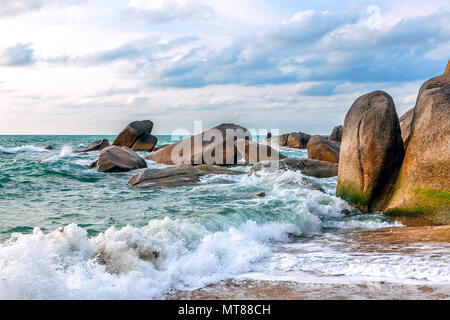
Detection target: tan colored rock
<box><xmin>147</xmin><ymin>123</ymin><xmax>251</xmax><ymax>165</ymax></box>
<box><xmin>112</xmin><ymin>120</ymin><xmax>153</xmax><ymax>148</ymax></box>
<box><xmin>385</xmin><ymin>75</ymin><xmax>450</xmax><ymax>225</ymax></box>
<box><xmin>287</xmin><ymin>133</ymin><xmax>311</xmax><ymax>148</ymax></box>
<box><xmin>267</xmin><ymin>132</ymin><xmax>311</xmax><ymax>149</ymax></box>
<box><xmin>399</xmin><ymin>108</ymin><xmax>414</xmax><ymax>147</ymax></box>
<box><xmin>336</xmin><ymin>91</ymin><xmax>404</xmax><ymax>212</ymax></box>
<box><xmin>444</xmin><ymin>59</ymin><xmax>450</xmax><ymax>75</ymax></box>
<box><xmin>235</xmin><ymin>139</ymin><xmax>286</xmax><ymax>164</ymax></box>
<box><xmin>307</xmin><ymin>135</ymin><xmax>340</xmax><ymax>163</ymax></box>
<box><xmin>131</xmin><ymin>134</ymin><xmax>158</xmax><ymax>152</ymax></box>
<box><xmin>96</xmin><ymin>146</ymin><xmax>147</xmax><ymax>172</ymax></box>
<box><xmin>329</xmin><ymin>125</ymin><xmax>343</xmax><ymax>143</ymax></box>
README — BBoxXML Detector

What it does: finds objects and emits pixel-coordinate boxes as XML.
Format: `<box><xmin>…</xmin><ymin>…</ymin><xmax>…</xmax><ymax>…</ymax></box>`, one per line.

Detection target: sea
<box><xmin>0</xmin><ymin>135</ymin><xmax>449</xmax><ymax>299</ymax></box>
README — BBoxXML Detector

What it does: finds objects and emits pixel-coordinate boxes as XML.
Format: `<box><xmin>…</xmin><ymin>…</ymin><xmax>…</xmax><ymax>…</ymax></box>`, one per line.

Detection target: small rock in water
<box><xmin>254</xmin><ymin>192</ymin><xmax>266</xmax><ymax>197</ymax></box>
<box><xmin>42</xmin><ymin>145</ymin><xmax>54</xmax><ymax>150</ymax></box>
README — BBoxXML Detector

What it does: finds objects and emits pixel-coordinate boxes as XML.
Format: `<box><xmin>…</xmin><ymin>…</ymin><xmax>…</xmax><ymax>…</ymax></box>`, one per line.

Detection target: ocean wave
<box><xmin>0</xmin><ymin>218</ymin><xmax>311</xmax><ymax>299</ymax></box>
<box><xmin>0</xmin><ymin>145</ymin><xmax>49</xmax><ymax>154</ymax></box>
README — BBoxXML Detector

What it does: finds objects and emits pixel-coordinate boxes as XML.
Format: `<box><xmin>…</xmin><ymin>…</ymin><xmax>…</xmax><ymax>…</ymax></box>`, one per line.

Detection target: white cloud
<box><xmin>0</xmin><ymin>0</ymin><xmax>82</xmax><ymax>17</ymax></box>
<box><xmin>0</xmin><ymin>43</ymin><xmax>35</xmax><ymax>66</ymax></box>
<box><xmin>127</xmin><ymin>0</ymin><xmax>213</xmax><ymax>23</ymax></box>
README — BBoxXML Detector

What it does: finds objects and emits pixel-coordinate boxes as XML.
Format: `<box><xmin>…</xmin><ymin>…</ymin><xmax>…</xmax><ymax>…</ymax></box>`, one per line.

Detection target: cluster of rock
<box><xmin>266</xmin><ymin>126</ymin><xmax>343</xmax><ymax>164</ymax></box>
<box><xmin>112</xmin><ymin>120</ymin><xmax>158</xmax><ymax>152</ymax></box>
<box><xmin>336</xmin><ymin>62</ymin><xmax>450</xmax><ymax>224</ymax></box>
<box><xmin>266</xmin><ymin>132</ymin><xmax>311</xmax><ymax>149</ymax></box>
<box><xmin>76</xmin><ymin>60</ymin><xmax>449</xmax><ymax>224</ymax></box>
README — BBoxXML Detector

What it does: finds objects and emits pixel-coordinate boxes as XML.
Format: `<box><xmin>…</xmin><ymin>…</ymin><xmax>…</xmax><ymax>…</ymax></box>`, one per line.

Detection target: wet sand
<box><xmin>171</xmin><ymin>226</ymin><xmax>450</xmax><ymax>300</ymax></box>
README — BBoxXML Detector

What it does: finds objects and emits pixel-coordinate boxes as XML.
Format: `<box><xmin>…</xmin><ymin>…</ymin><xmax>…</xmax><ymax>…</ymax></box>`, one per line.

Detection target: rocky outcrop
<box><xmin>147</xmin><ymin>123</ymin><xmax>251</xmax><ymax>165</ymax></box>
<box><xmin>385</xmin><ymin>75</ymin><xmax>450</xmax><ymax>224</ymax></box>
<box><xmin>307</xmin><ymin>135</ymin><xmax>340</xmax><ymax>163</ymax></box>
<box><xmin>249</xmin><ymin>157</ymin><xmax>338</xmax><ymax>178</ymax></box>
<box><xmin>127</xmin><ymin>164</ymin><xmax>243</xmax><ymax>189</ymax></box>
<box><xmin>76</xmin><ymin>139</ymin><xmax>109</xmax><ymax>153</ymax></box>
<box><xmin>131</xmin><ymin>134</ymin><xmax>158</xmax><ymax>152</ymax></box>
<box><xmin>95</xmin><ymin>146</ymin><xmax>147</xmax><ymax>173</ymax></box>
<box><xmin>267</xmin><ymin>132</ymin><xmax>311</xmax><ymax>149</ymax></box>
<box><xmin>399</xmin><ymin>108</ymin><xmax>414</xmax><ymax>146</ymax></box>
<box><xmin>112</xmin><ymin>120</ymin><xmax>155</xmax><ymax>150</ymax></box>
<box><xmin>329</xmin><ymin>125</ymin><xmax>343</xmax><ymax>143</ymax></box>
<box><xmin>336</xmin><ymin>91</ymin><xmax>404</xmax><ymax>212</ymax></box>
<box><xmin>445</xmin><ymin>59</ymin><xmax>450</xmax><ymax>76</ymax></box>
<box><xmin>235</xmin><ymin>139</ymin><xmax>286</xmax><ymax>164</ymax></box>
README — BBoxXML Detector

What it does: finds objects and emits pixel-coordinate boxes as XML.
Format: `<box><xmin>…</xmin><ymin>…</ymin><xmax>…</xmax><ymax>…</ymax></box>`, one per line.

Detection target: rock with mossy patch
<box><xmin>336</xmin><ymin>91</ymin><xmax>404</xmax><ymax>212</ymax></box>
<box><xmin>384</xmin><ymin>74</ymin><xmax>450</xmax><ymax>225</ymax></box>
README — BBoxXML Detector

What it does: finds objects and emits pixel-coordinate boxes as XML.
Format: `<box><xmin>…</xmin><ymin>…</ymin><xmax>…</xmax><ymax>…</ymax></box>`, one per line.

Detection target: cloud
<box><xmin>262</xmin><ymin>9</ymin><xmax>359</xmax><ymax>47</ymax></box>
<box><xmin>0</xmin><ymin>0</ymin><xmax>81</xmax><ymax>17</ymax></box>
<box><xmin>53</xmin><ymin>7</ymin><xmax>447</xmax><ymax>88</ymax></box>
<box><xmin>0</xmin><ymin>43</ymin><xmax>35</xmax><ymax>66</ymax></box>
<box><xmin>126</xmin><ymin>0</ymin><xmax>213</xmax><ymax>24</ymax></box>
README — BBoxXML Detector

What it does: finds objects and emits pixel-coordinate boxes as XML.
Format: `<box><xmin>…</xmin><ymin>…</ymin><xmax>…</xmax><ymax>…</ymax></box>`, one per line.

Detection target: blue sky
<box><xmin>0</xmin><ymin>0</ymin><xmax>448</xmax><ymax>134</ymax></box>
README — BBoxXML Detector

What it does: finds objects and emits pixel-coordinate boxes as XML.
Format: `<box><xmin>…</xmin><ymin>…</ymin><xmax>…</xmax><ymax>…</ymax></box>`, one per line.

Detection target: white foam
<box><xmin>0</xmin><ymin>217</ymin><xmax>318</xmax><ymax>299</ymax></box>
<box><xmin>0</xmin><ymin>145</ymin><xmax>49</xmax><ymax>154</ymax></box>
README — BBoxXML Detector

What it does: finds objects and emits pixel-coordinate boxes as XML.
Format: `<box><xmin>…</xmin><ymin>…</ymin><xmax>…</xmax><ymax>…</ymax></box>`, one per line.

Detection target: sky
<box><xmin>0</xmin><ymin>0</ymin><xmax>449</xmax><ymax>135</ymax></box>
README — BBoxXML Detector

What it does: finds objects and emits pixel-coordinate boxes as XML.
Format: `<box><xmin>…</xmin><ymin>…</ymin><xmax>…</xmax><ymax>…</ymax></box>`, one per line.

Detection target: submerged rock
<box><xmin>249</xmin><ymin>158</ymin><xmax>338</xmax><ymax>178</ymax></box>
<box><xmin>127</xmin><ymin>164</ymin><xmax>243</xmax><ymax>189</ymax></box>
<box><xmin>113</xmin><ymin>120</ymin><xmax>153</xmax><ymax>148</ymax></box>
<box><xmin>96</xmin><ymin>146</ymin><xmax>147</xmax><ymax>173</ymax></box>
<box><xmin>307</xmin><ymin>135</ymin><xmax>340</xmax><ymax>163</ymax></box>
<box><xmin>385</xmin><ymin>74</ymin><xmax>450</xmax><ymax>225</ymax></box>
<box><xmin>147</xmin><ymin>123</ymin><xmax>251</xmax><ymax>165</ymax></box>
<box><xmin>399</xmin><ymin>108</ymin><xmax>414</xmax><ymax>147</ymax></box>
<box><xmin>42</xmin><ymin>145</ymin><xmax>54</xmax><ymax>150</ymax></box>
<box><xmin>336</xmin><ymin>91</ymin><xmax>404</xmax><ymax>212</ymax></box>
<box><xmin>75</xmin><ymin>139</ymin><xmax>109</xmax><ymax>153</ymax></box>
<box><xmin>329</xmin><ymin>125</ymin><xmax>343</xmax><ymax>143</ymax></box>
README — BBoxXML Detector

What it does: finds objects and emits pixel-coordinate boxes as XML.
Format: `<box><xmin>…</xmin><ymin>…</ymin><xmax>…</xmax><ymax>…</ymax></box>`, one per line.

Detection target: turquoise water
<box><xmin>0</xmin><ymin>135</ymin><xmax>448</xmax><ymax>299</ymax></box>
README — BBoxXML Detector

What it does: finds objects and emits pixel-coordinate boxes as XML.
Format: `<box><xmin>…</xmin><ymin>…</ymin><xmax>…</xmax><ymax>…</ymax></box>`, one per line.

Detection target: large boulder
<box><xmin>399</xmin><ymin>108</ymin><xmax>414</xmax><ymax>146</ymax></box>
<box><xmin>286</xmin><ymin>133</ymin><xmax>311</xmax><ymax>148</ymax></box>
<box><xmin>267</xmin><ymin>132</ymin><xmax>311</xmax><ymax>149</ymax></box>
<box><xmin>113</xmin><ymin>120</ymin><xmax>153</xmax><ymax>148</ymax></box>
<box><xmin>96</xmin><ymin>146</ymin><xmax>147</xmax><ymax>172</ymax></box>
<box><xmin>385</xmin><ymin>75</ymin><xmax>450</xmax><ymax>224</ymax></box>
<box><xmin>76</xmin><ymin>139</ymin><xmax>109</xmax><ymax>153</ymax></box>
<box><xmin>235</xmin><ymin>139</ymin><xmax>286</xmax><ymax>164</ymax></box>
<box><xmin>147</xmin><ymin>123</ymin><xmax>251</xmax><ymax>166</ymax></box>
<box><xmin>336</xmin><ymin>91</ymin><xmax>405</xmax><ymax>212</ymax></box>
<box><xmin>444</xmin><ymin>59</ymin><xmax>450</xmax><ymax>75</ymax></box>
<box><xmin>249</xmin><ymin>158</ymin><xmax>338</xmax><ymax>178</ymax></box>
<box><xmin>329</xmin><ymin>125</ymin><xmax>343</xmax><ymax>143</ymax></box>
<box><xmin>131</xmin><ymin>134</ymin><xmax>158</xmax><ymax>152</ymax></box>
<box><xmin>307</xmin><ymin>135</ymin><xmax>340</xmax><ymax>163</ymax></box>
<box><xmin>127</xmin><ymin>164</ymin><xmax>243</xmax><ymax>189</ymax></box>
